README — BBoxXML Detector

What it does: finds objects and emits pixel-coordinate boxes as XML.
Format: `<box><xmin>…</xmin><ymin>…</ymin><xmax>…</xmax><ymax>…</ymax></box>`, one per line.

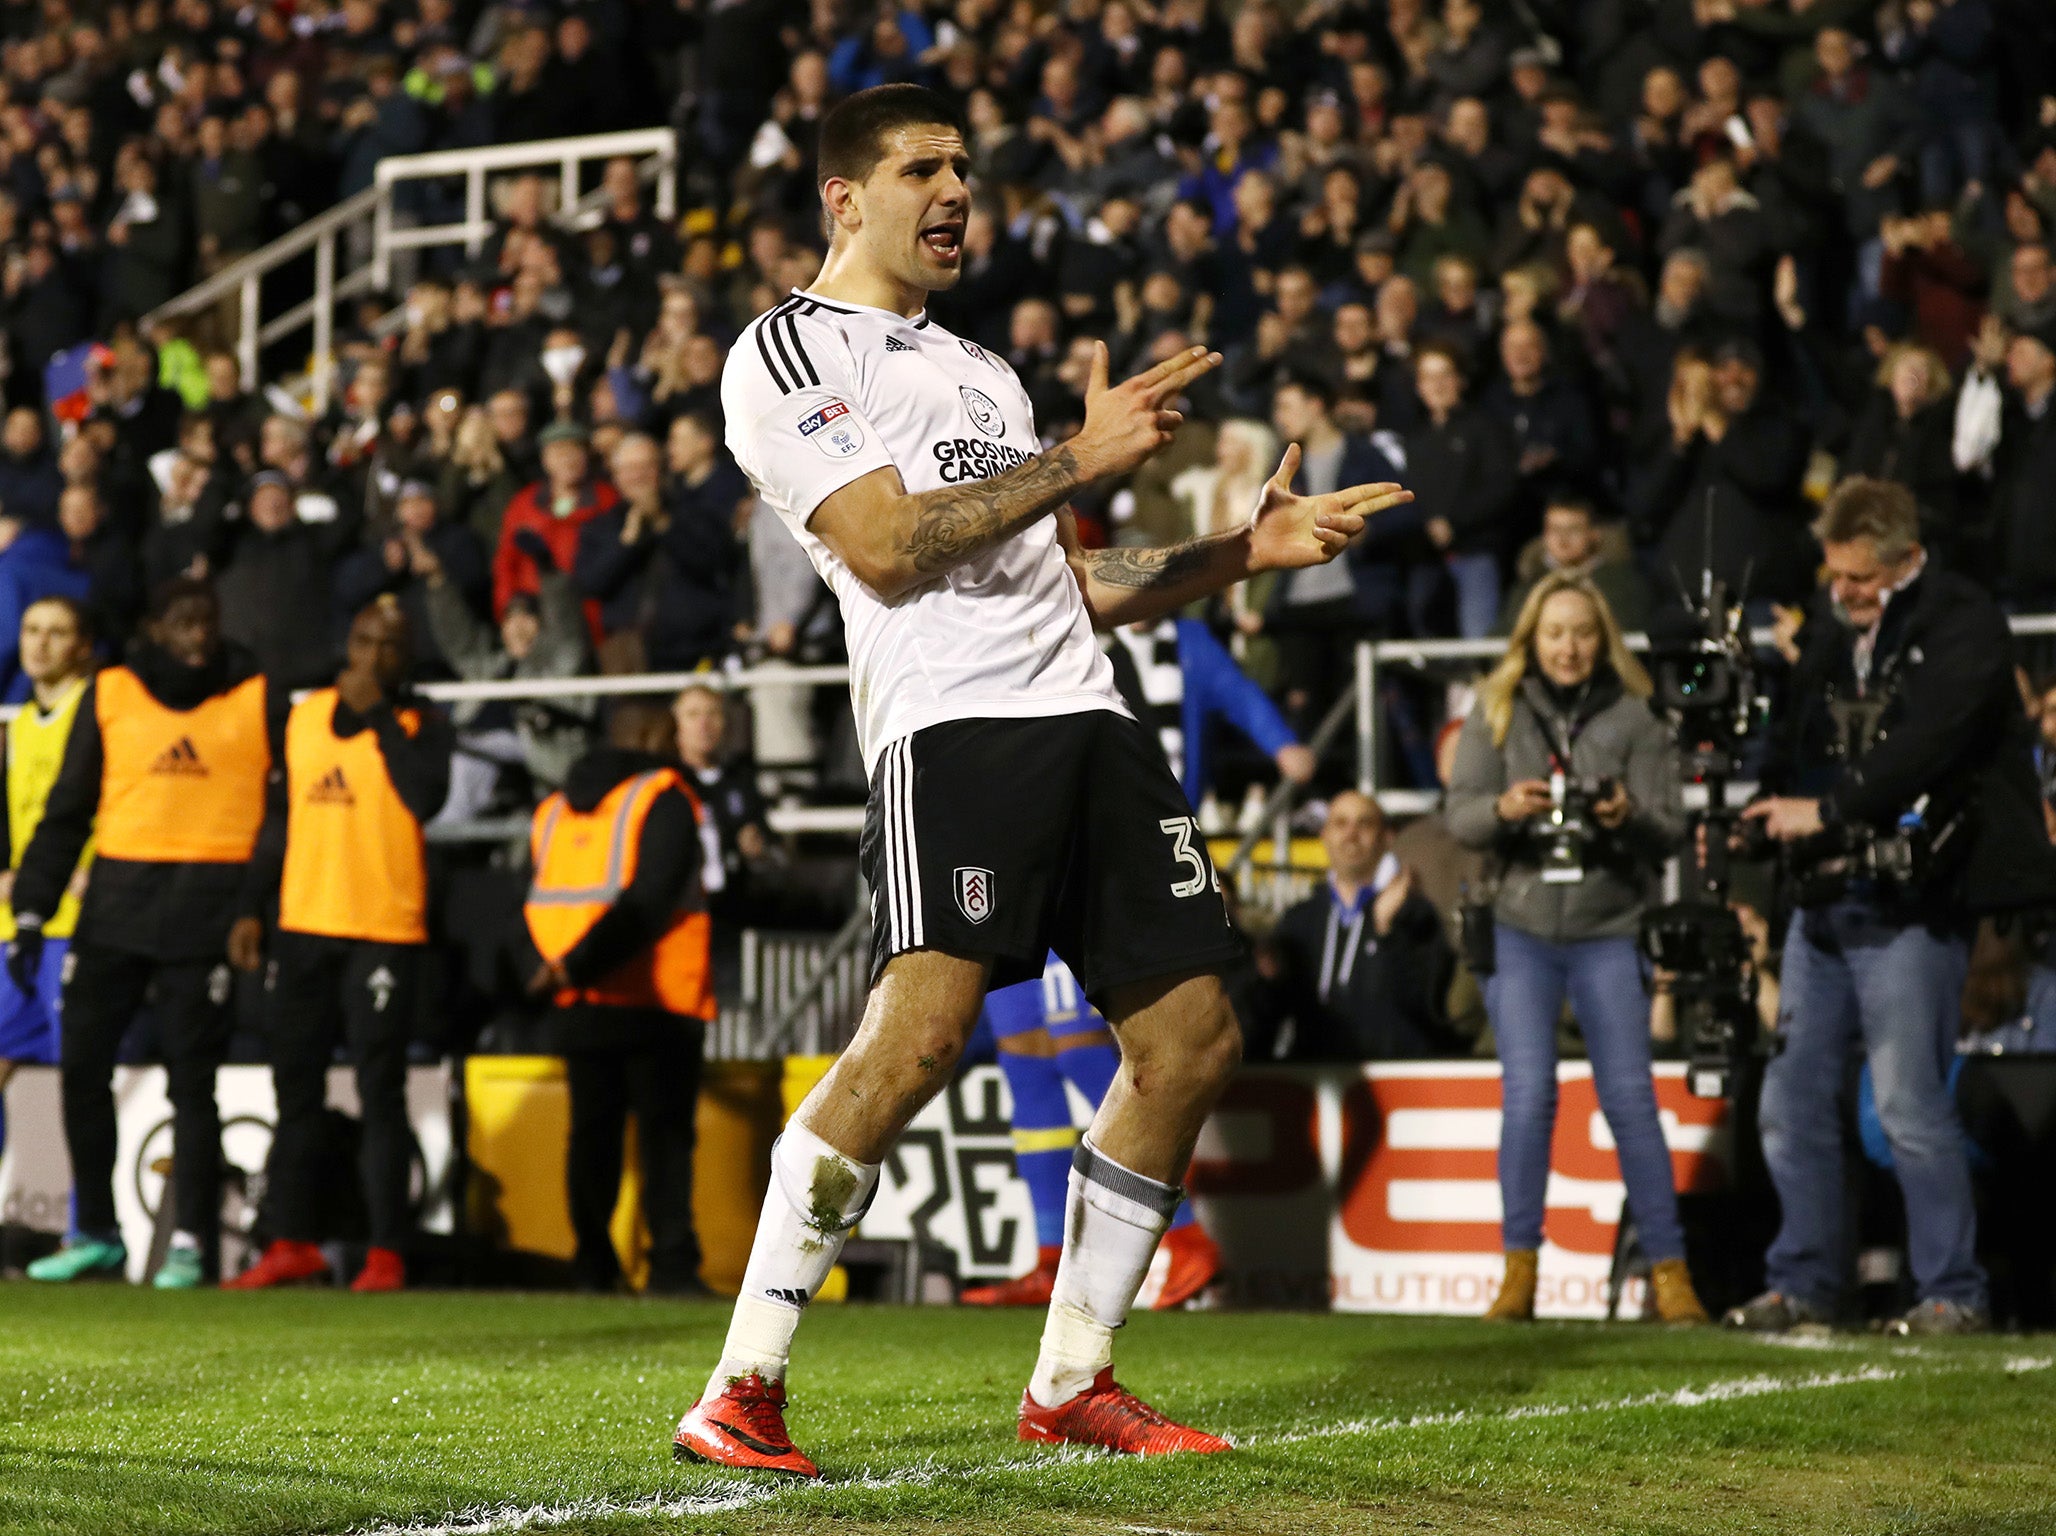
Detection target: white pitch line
<box><xmin>348</xmin><ymin>1356</ymin><xmax>2048</xmax><ymax>1536</ymax></box>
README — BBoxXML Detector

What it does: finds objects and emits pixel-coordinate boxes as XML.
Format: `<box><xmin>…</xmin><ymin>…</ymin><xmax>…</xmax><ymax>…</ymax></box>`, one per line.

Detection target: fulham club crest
<box><xmin>955</xmin><ymin>866</ymin><xmax>995</xmax><ymax>924</ymax></box>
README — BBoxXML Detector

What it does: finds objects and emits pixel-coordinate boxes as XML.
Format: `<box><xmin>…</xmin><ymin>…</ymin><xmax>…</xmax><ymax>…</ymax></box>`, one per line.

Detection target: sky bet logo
<box><xmin>797</xmin><ymin>399</ymin><xmax>866</xmax><ymax>460</ymax></box>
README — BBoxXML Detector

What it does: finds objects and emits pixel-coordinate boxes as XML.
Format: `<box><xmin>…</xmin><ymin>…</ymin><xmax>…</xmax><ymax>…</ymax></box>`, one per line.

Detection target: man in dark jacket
<box><xmin>525</xmin><ymin>738</ymin><xmax>715</xmax><ymax>1294</ymax></box>
<box><xmin>217</xmin><ymin>471</ymin><xmax>361</xmax><ymax>689</ymax></box>
<box><xmin>1264</xmin><ymin>377</ymin><xmax>1427</xmax><ymax>713</ymax></box>
<box><xmin>1405</xmin><ymin>344</ymin><xmax>1519</xmax><ymax>638</ymax></box>
<box><xmin>1953</xmin><ymin>322</ymin><xmax>2056</xmax><ymax>607</ymax></box>
<box><xmin>333</xmin><ymin>479</ymin><xmax>491</xmax><ymax>678</ymax></box>
<box><xmin>574</xmin><ymin>422</ymin><xmax>747</xmax><ymax>672</ymax></box>
<box><xmin>1736</xmin><ymin>479</ymin><xmax>2056</xmax><ymax>1338</ymax></box>
<box><xmin>0</xmin><ymin>408</ymin><xmax>64</xmax><ymax>526</ymax></box>
<box><xmin>1252</xmin><ymin>790</ymin><xmax>1453</xmax><ymax>1060</ymax></box>
<box><xmin>1629</xmin><ymin>339</ymin><xmax>1812</xmax><ymax>602</ymax></box>
<box><xmin>15</xmin><ymin>578</ymin><xmax>280</xmax><ymax>1288</ymax></box>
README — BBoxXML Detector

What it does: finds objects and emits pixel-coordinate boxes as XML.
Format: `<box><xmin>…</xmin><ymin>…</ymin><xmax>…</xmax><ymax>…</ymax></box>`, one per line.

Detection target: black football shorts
<box><xmin>859</xmin><ymin>708</ymin><xmax>1246</xmax><ymax>999</ymax></box>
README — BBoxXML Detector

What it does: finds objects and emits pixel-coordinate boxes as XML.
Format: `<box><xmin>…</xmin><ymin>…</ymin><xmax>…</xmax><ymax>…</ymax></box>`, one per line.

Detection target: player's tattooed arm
<box><xmin>1058</xmin><ymin>446</ymin><xmax>1415</xmax><ymax>629</ymax></box>
<box><xmin>807</xmin><ymin>345</ymin><xmax>1222</xmax><ymax>600</ymax></box>
<box><xmin>902</xmin><ymin>445</ymin><xmax>1086</xmax><ymax>574</ymax></box>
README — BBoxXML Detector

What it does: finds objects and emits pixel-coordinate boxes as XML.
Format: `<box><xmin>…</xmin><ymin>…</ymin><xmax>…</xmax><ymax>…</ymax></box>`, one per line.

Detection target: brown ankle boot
<box><xmin>1484</xmin><ymin>1249</ymin><xmax>1538</xmax><ymax>1321</ymax></box>
<box><xmin>1651</xmin><ymin>1258</ymin><xmax>1709</xmax><ymax>1324</ymax></box>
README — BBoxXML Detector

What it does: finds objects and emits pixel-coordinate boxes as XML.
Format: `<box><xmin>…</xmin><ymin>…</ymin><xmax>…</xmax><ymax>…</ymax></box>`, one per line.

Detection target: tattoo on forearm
<box><xmin>1085</xmin><ymin>533</ymin><xmax>1230</xmax><ymax>590</ymax></box>
<box><xmin>905</xmin><ymin>446</ymin><xmax>1083</xmax><ymax>573</ymax></box>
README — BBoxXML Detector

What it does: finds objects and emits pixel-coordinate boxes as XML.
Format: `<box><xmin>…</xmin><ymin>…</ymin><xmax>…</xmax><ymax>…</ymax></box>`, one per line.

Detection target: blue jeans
<box><xmin>1486</xmin><ymin>926</ymin><xmax>1686</xmax><ymax>1261</ymax></box>
<box><xmin>1761</xmin><ymin>902</ymin><xmax>1985</xmax><ymax>1312</ymax></box>
<box><xmin>1446</xmin><ymin>552</ymin><xmax>1500</xmax><ymax>640</ymax></box>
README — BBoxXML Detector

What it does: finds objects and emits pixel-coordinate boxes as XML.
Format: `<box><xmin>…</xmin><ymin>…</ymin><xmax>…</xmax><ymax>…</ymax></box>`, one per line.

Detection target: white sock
<box><xmin>1028</xmin><ymin>1137</ymin><xmax>1181</xmax><ymax>1409</ymax></box>
<box><xmin>704</xmin><ymin>1121</ymin><xmax>879</xmax><ymax>1399</ymax></box>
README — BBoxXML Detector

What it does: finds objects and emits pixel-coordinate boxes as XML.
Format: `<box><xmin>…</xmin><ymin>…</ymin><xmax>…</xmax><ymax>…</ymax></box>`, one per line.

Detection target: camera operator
<box><xmin>1447</xmin><ymin>572</ymin><xmax>1709</xmax><ymax>1324</ymax></box>
<box><xmin>1731</xmin><ymin>478</ymin><xmax>2056</xmax><ymax>1337</ymax></box>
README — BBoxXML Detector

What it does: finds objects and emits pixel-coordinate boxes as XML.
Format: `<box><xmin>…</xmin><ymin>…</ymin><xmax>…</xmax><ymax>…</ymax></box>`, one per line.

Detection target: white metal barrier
<box><xmin>142</xmin><ymin>128</ymin><xmax>676</xmax><ymax>416</ymax></box>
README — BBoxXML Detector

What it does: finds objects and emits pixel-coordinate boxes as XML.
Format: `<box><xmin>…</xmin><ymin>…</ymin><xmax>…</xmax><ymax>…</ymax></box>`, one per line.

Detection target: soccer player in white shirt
<box><xmin>675</xmin><ymin>84</ymin><xmax>1412</xmax><ymax>1476</ymax></box>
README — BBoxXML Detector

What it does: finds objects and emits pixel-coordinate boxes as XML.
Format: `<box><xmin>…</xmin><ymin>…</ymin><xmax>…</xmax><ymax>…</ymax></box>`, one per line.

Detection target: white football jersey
<box><xmin>723</xmin><ymin>290</ymin><xmax>1126</xmax><ymax>777</ymax></box>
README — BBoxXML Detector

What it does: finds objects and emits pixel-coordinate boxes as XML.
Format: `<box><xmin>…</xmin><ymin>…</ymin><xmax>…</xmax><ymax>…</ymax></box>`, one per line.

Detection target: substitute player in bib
<box><xmin>675</xmin><ymin>84</ymin><xmax>1412</xmax><ymax>1474</ymax></box>
<box><xmin>226</xmin><ymin>598</ymin><xmax>452</xmax><ymax>1293</ymax></box>
<box><xmin>0</xmin><ymin>598</ymin><xmax>96</xmax><ymax>1175</ymax></box>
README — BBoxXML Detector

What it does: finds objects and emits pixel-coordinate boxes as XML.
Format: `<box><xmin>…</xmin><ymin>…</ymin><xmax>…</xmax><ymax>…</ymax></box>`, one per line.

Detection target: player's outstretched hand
<box><xmin>1245</xmin><ymin>444</ymin><xmax>1413</xmax><ymax>572</ymax></box>
<box><xmin>1072</xmin><ymin>342</ymin><xmax>1222</xmax><ymax>482</ymax></box>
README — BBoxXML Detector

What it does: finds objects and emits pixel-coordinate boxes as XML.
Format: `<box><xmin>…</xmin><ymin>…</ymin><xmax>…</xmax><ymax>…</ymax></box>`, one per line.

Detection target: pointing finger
<box><xmin>1087</xmin><ymin>340</ymin><xmax>1109</xmax><ymax>399</ymax></box>
<box><xmin>1269</xmin><ymin>443</ymin><xmax>1301</xmax><ymax>493</ymax></box>
<box><xmin>1134</xmin><ymin>345</ymin><xmax>1214</xmax><ymax>391</ymax></box>
<box><xmin>1145</xmin><ymin>351</ymin><xmax>1223</xmax><ymax>404</ymax></box>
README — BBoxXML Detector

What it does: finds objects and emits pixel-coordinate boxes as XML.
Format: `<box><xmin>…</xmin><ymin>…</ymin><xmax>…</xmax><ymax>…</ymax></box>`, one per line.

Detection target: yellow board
<box><xmin>1206</xmin><ymin>835</ymin><xmax>1328</xmax><ymax>870</ymax></box>
<box><xmin>463</xmin><ymin>1056</ymin><xmax>784</xmax><ymax>1295</ymax></box>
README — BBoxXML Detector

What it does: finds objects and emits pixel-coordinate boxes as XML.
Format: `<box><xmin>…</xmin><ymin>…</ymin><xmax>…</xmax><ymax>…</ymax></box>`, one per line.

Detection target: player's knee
<box><xmin>1189</xmin><ymin>995</ymin><xmax>1243</xmax><ymax>1093</ymax></box>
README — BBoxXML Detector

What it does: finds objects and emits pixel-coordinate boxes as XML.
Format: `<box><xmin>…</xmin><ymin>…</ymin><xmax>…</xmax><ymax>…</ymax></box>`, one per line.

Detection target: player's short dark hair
<box><xmin>817</xmin><ymin>85</ymin><xmax>968</xmax><ymax>190</ymax></box>
<box><xmin>145</xmin><ymin>574</ymin><xmax>217</xmax><ymax>623</ymax></box>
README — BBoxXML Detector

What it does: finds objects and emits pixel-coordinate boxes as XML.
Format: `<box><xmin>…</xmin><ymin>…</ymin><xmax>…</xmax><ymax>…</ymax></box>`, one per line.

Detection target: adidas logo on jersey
<box><xmin>307</xmin><ymin>766</ymin><xmax>355</xmax><ymax>805</ymax></box>
<box><xmin>150</xmin><ymin>737</ymin><xmax>207</xmax><ymax>775</ymax></box>
<box><xmin>885</xmin><ymin>336</ymin><xmax>915</xmax><ymax>352</ymax></box>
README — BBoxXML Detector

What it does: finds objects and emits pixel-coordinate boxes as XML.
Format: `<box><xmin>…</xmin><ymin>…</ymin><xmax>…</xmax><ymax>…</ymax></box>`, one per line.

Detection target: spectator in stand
<box><xmin>575</xmin><ymin>424</ymin><xmax>748</xmax><ymax>675</ymax></box>
<box><xmin>1954</xmin><ymin>319</ymin><xmax>2056</xmax><ymax>610</ymax></box>
<box><xmin>524</xmin><ymin>732</ymin><xmax>716</xmax><ymax>1295</ymax></box>
<box><xmin>1480</xmin><ymin>318</ymin><xmax>1599</xmax><ymax>530</ymax></box>
<box><xmin>1494</xmin><ymin>497</ymin><xmax>1651</xmax><ymax>637</ymax></box>
<box><xmin>426</xmin><ymin>552</ymin><xmax>592</xmax><ymax>816</ymax></box>
<box><xmin>1249</xmin><ymin>789</ymin><xmax>1454</xmax><ymax>1061</ymax></box>
<box><xmin>335</xmin><ymin>480</ymin><xmax>491</xmax><ymax>678</ymax></box>
<box><xmin>216</xmin><ymin>472</ymin><xmax>360</xmax><ymax>690</ymax></box>
<box><xmin>492</xmin><ymin>420</ymin><xmax>619</xmax><ymax>641</ymax></box>
<box><xmin>1844</xmin><ymin>343</ymin><xmax>1963</xmax><ymax>563</ymax></box>
<box><xmin>1881</xmin><ymin>207</ymin><xmax>1987</xmax><ymax>369</ymax></box>
<box><xmin>1629</xmin><ymin>341</ymin><xmax>1811</xmax><ymax>603</ymax></box>
<box><xmin>1658</xmin><ymin>156</ymin><xmax>1772</xmax><ymax>331</ymax></box>
<box><xmin>1991</xmin><ymin>241</ymin><xmax>2056</xmax><ymax>337</ymax></box>
<box><xmin>226</xmin><ymin>599</ymin><xmax>451</xmax><ymax>1294</ymax></box>
<box><xmin>1407</xmin><ymin>343</ymin><xmax>1519</xmax><ymax>639</ymax></box>
<box><xmin>1264</xmin><ymin>376</ymin><xmax>1419</xmax><ymax>718</ymax></box>
<box><xmin>673</xmin><ymin>684</ymin><xmax>770</xmax><ymax>934</ymax></box>
<box><xmin>56</xmin><ymin>485</ymin><xmax>141</xmax><ymax>645</ymax></box>
<box><xmin>0</xmin><ymin>410</ymin><xmax>63</xmax><ymax>528</ymax></box>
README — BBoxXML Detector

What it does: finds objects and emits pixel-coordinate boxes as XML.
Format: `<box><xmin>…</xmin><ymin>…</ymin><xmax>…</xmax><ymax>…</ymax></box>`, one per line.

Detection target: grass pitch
<box><xmin>2</xmin><ymin>1285</ymin><xmax>2053</xmax><ymax>1536</ymax></box>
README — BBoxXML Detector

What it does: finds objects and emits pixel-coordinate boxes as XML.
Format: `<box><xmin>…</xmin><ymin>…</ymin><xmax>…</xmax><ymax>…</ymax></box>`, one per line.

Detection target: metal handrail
<box><xmin>146</xmin><ymin>187</ymin><xmax>382</xmax><ymax>322</ymax></box>
<box><xmin>371</xmin><ymin>127</ymin><xmax>676</xmax><ymax>287</ymax></box>
<box><xmin>140</xmin><ymin>128</ymin><xmax>676</xmax><ymax>416</ymax></box>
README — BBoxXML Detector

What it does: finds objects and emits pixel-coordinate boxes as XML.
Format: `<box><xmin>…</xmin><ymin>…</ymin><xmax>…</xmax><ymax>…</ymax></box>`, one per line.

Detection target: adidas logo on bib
<box><xmin>150</xmin><ymin>737</ymin><xmax>206</xmax><ymax>775</ymax></box>
<box><xmin>307</xmin><ymin>766</ymin><xmax>355</xmax><ymax>805</ymax></box>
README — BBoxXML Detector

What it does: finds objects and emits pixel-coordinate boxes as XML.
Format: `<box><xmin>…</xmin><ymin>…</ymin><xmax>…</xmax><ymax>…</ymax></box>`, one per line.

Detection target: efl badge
<box><xmin>797</xmin><ymin>399</ymin><xmax>866</xmax><ymax>458</ymax></box>
<box><xmin>955</xmin><ymin>866</ymin><xmax>995</xmax><ymax>924</ymax></box>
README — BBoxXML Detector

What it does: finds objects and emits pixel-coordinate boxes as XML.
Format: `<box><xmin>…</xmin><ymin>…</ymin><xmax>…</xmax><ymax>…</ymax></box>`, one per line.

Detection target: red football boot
<box><xmin>1152</xmin><ymin>1225</ymin><xmax>1222</xmax><ymax>1311</ymax></box>
<box><xmin>960</xmin><ymin>1246</ymin><xmax>1060</xmax><ymax>1307</ymax></box>
<box><xmin>1018</xmin><ymin>1369</ymin><xmax>1233</xmax><ymax>1456</ymax></box>
<box><xmin>351</xmin><ymin>1247</ymin><xmax>406</xmax><ymax>1293</ymax></box>
<box><xmin>672</xmin><ymin>1373</ymin><xmax>820</xmax><ymax>1478</ymax></box>
<box><xmin>223</xmin><ymin>1239</ymin><xmax>331</xmax><ymax>1290</ymax></box>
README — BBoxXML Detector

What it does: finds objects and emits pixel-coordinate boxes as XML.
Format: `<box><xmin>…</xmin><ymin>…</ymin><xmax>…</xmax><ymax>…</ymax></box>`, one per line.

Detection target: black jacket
<box><xmin>1250</xmin><ymin>881</ymin><xmax>1455</xmax><ymax>1061</ymax></box>
<box><xmin>1761</xmin><ymin>567</ymin><xmax>2056</xmax><ymax>916</ymax></box>
<box><xmin>15</xmin><ymin>641</ymin><xmax>287</xmax><ymax>959</ymax></box>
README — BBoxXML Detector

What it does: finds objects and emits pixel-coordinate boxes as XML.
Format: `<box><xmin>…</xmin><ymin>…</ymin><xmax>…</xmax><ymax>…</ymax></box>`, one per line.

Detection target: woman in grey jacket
<box><xmin>1446</xmin><ymin>570</ymin><xmax>1707</xmax><ymax>1325</ymax></box>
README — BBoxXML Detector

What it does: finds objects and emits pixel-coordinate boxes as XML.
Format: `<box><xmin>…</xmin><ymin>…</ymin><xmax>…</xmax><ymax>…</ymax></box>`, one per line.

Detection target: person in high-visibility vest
<box><xmin>13</xmin><ymin>577</ymin><xmax>279</xmax><ymax>1289</ymax></box>
<box><xmin>225</xmin><ymin>597</ymin><xmax>452</xmax><ymax>1293</ymax></box>
<box><xmin>0</xmin><ymin>597</ymin><xmax>97</xmax><ymax>1180</ymax></box>
<box><xmin>524</xmin><ymin>739</ymin><xmax>715</xmax><ymax>1294</ymax></box>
